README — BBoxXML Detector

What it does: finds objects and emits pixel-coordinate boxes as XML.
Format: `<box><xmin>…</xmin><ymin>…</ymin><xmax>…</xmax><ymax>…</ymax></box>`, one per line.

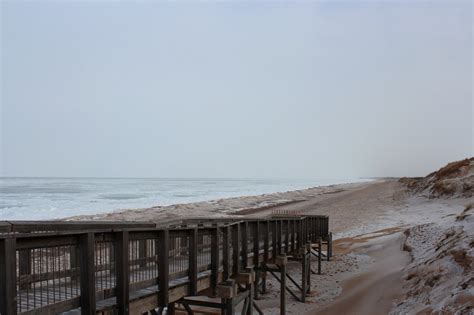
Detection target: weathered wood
<box><xmin>252</xmin><ymin>221</ymin><xmax>260</xmax><ymax>268</ymax></box>
<box><xmin>189</xmin><ymin>228</ymin><xmax>198</xmax><ymax>295</ymax></box>
<box><xmin>157</xmin><ymin>230</ymin><xmax>170</xmax><ymax>306</ymax></box>
<box><xmin>318</xmin><ymin>238</ymin><xmax>322</xmax><ymax>275</ymax></box>
<box><xmin>232</xmin><ymin>224</ymin><xmax>241</xmax><ymax>276</ymax></box>
<box><xmin>241</xmin><ymin>222</ymin><xmax>248</xmax><ymax>269</ymax></box>
<box><xmin>278</xmin><ymin>255</ymin><xmax>287</xmax><ymax>315</ymax></box>
<box><xmin>20</xmin><ymin>297</ymin><xmax>81</xmax><ymax>315</ymax></box>
<box><xmin>115</xmin><ymin>231</ymin><xmax>130</xmax><ymax>314</ymax></box>
<box><xmin>216</xmin><ymin>280</ymin><xmax>236</xmax><ymax>299</ymax></box>
<box><xmin>306</xmin><ymin>243</ymin><xmax>311</xmax><ymax>293</ymax></box>
<box><xmin>168</xmin><ymin>302</ymin><xmax>176</xmax><ymax>315</ymax></box>
<box><xmin>16</xmin><ymin>235</ymin><xmax>79</xmax><ymax>250</ymax></box>
<box><xmin>1</xmin><ymin>216</ymin><xmax>330</xmax><ymax>315</ymax></box>
<box><xmin>18</xmin><ymin>249</ymin><xmax>31</xmax><ymax>290</ymax></box>
<box><xmin>276</xmin><ymin>220</ymin><xmax>282</xmax><ymax>255</ymax></box>
<box><xmin>272</xmin><ymin>221</ymin><xmax>277</xmax><ymax>261</ymax></box>
<box><xmin>224</xmin><ymin>297</ymin><xmax>234</xmax><ymax>315</ymax></box>
<box><xmin>3</xmin><ymin>221</ymin><xmax>156</xmax><ymax>234</ymax></box>
<box><xmin>263</xmin><ymin>221</ymin><xmax>269</xmax><ymax>262</ymax></box>
<box><xmin>328</xmin><ymin>232</ymin><xmax>333</xmax><ymax>261</ymax></box>
<box><xmin>210</xmin><ymin>226</ymin><xmax>219</xmax><ymax>295</ymax></box>
<box><xmin>253</xmin><ymin>221</ymin><xmax>261</xmax><ymax>300</ymax></box>
<box><xmin>138</xmin><ymin>239</ymin><xmax>148</xmax><ymax>268</ymax></box>
<box><xmin>291</xmin><ymin>220</ymin><xmax>296</xmax><ymax>252</ymax></box>
<box><xmin>246</xmin><ymin>280</ymin><xmax>254</xmax><ymax>315</ymax></box>
<box><xmin>79</xmin><ymin>233</ymin><xmax>96</xmax><ymax>315</ymax></box>
<box><xmin>179</xmin><ymin>299</ymin><xmax>225</xmax><ymax>309</ymax></box>
<box><xmin>301</xmin><ymin>245</ymin><xmax>307</xmax><ymax>303</ymax></box>
<box><xmin>236</xmin><ymin>271</ymin><xmax>255</xmax><ymax>285</ymax></box>
<box><xmin>0</xmin><ymin>238</ymin><xmax>17</xmax><ymax>315</ymax></box>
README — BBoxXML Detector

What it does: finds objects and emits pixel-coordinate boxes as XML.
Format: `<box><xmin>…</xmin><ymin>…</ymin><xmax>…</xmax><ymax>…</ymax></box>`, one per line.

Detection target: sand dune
<box><xmin>70</xmin><ymin>158</ymin><xmax>474</xmax><ymax>314</ymax></box>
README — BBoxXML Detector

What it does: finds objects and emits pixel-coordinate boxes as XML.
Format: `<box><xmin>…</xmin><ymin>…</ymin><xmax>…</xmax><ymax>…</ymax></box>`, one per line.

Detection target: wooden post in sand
<box><xmin>276</xmin><ymin>255</ymin><xmax>287</xmax><ymax>315</ymax></box>
<box><xmin>318</xmin><ymin>237</ymin><xmax>322</xmax><ymax>275</ymax></box>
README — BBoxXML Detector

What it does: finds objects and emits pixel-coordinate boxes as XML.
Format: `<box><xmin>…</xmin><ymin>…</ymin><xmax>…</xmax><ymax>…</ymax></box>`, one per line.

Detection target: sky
<box><xmin>0</xmin><ymin>1</ymin><xmax>472</xmax><ymax>179</ymax></box>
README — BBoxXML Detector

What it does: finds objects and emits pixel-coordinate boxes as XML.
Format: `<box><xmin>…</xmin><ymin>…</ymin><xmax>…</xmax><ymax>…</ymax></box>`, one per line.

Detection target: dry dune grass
<box><xmin>400</xmin><ymin>157</ymin><xmax>474</xmax><ymax>198</ymax></box>
<box><xmin>431</xmin><ymin>158</ymin><xmax>473</xmax><ymax>180</ymax></box>
<box><xmin>456</xmin><ymin>203</ymin><xmax>473</xmax><ymax>221</ymax></box>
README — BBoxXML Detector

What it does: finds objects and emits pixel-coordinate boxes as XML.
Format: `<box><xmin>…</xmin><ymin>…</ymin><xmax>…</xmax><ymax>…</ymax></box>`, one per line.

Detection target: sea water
<box><xmin>0</xmin><ymin>177</ymin><xmax>366</xmax><ymax>220</ymax></box>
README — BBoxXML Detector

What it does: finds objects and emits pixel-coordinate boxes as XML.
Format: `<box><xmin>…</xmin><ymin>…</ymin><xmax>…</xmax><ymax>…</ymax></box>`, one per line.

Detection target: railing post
<box><xmin>232</xmin><ymin>223</ymin><xmax>241</xmax><ymax>276</ymax></box>
<box><xmin>189</xmin><ymin>228</ymin><xmax>198</xmax><ymax>295</ymax></box>
<box><xmin>210</xmin><ymin>225</ymin><xmax>220</xmax><ymax>295</ymax></box>
<box><xmin>272</xmin><ymin>221</ymin><xmax>277</xmax><ymax>261</ymax></box>
<box><xmin>301</xmin><ymin>244</ymin><xmax>307</xmax><ymax>303</ymax></box>
<box><xmin>0</xmin><ymin>238</ymin><xmax>17</xmax><ymax>315</ymax></box>
<box><xmin>297</xmin><ymin>219</ymin><xmax>302</xmax><ymax>249</ymax></box>
<box><xmin>276</xmin><ymin>255</ymin><xmax>287</xmax><ymax>315</ymax></box>
<box><xmin>80</xmin><ymin>232</ymin><xmax>96</xmax><ymax>315</ymax></box>
<box><xmin>263</xmin><ymin>221</ymin><xmax>269</xmax><ymax>262</ymax></box>
<box><xmin>313</xmin><ymin>218</ymin><xmax>317</xmax><ymax>243</ymax></box>
<box><xmin>115</xmin><ymin>230</ymin><xmax>130</xmax><ymax>315</ymax></box>
<box><xmin>223</xmin><ymin>225</ymin><xmax>231</xmax><ymax>280</ymax></box>
<box><xmin>328</xmin><ymin>232</ymin><xmax>333</xmax><ymax>260</ymax></box>
<box><xmin>291</xmin><ymin>220</ymin><xmax>296</xmax><ymax>252</ymax></box>
<box><xmin>158</xmin><ymin>230</ymin><xmax>170</xmax><ymax>306</ymax></box>
<box><xmin>252</xmin><ymin>221</ymin><xmax>260</xmax><ymax>268</ymax></box>
<box><xmin>241</xmin><ymin>221</ymin><xmax>248</xmax><ymax>269</ymax></box>
<box><xmin>306</xmin><ymin>243</ymin><xmax>311</xmax><ymax>294</ymax></box>
<box><xmin>253</xmin><ymin>221</ymin><xmax>260</xmax><ymax>300</ymax></box>
<box><xmin>276</xmin><ymin>220</ymin><xmax>282</xmax><ymax>255</ymax></box>
<box><xmin>303</xmin><ymin>218</ymin><xmax>308</xmax><ymax>244</ymax></box>
<box><xmin>318</xmin><ymin>237</ymin><xmax>322</xmax><ymax>275</ymax></box>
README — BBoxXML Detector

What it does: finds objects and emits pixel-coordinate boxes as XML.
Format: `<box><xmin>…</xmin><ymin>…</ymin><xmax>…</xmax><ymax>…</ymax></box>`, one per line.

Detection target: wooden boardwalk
<box><xmin>0</xmin><ymin>216</ymin><xmax>331</xmax><ymax>315</ymax></box>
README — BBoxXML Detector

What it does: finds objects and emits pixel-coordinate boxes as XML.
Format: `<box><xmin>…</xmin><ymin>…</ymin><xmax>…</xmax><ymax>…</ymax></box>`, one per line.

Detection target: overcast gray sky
<box><xmin>1</xmin><ymin>1</ymin><xmax>472</xmax><ymax>179</ymax></box>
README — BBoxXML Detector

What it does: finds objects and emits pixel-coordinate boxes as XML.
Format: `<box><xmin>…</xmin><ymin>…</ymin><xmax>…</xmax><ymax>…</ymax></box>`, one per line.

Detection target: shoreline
<box><xmin>69</xmin><ymin>177</ymin><xmax>472</xmax><ymax>314</ymax></box>
<box><xmin>68</xmin><ymin>180</ymin><xmax>372</xmax><ymax>222</ymax></box>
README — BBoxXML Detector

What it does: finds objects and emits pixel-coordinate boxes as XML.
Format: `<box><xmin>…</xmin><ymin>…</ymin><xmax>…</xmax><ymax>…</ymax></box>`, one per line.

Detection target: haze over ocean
<box><xmin>1</xmin><ymin>1</ymin><xmax>472</xmax><ymax>180</ymax></box>
<box><xmin>0</xmin><ymin>1</ymin><xmax>471</xmax><ymax>220</ymax></box>
<box><xmin>0</xmin><ymin>177</ymin><xmax>369</xmax><ymax>220</ymax></box>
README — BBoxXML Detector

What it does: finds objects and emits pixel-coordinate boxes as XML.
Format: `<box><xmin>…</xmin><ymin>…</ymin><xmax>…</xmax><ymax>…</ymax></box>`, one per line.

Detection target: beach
<box><xmin>71</xmin><ymin>158</ymin><xmax>473</xmax><ymax>314</ymax></box>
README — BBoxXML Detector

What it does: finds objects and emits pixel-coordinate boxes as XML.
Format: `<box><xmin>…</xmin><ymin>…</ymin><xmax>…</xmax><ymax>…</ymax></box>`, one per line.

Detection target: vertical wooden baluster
<box><xmin>189</xmin><ymin>228</ymin><xmax>198</xmax><ymax>295</ymax></box>
<box><xmin>232</xmin><ymin>224</ymin><xmax>241</xmax><ymax>276</ymax></box>
<box><xmin>210</xmin><ymin>225</ymin><xmax>219</xmax><ymax>296</ymax></box>
<box><xmin>157</xmin><ymin>230</ymin><xmax>169</xmax><ymax>307</ymax></box>
<box><xmin>79</xmin><ymin>233</ymin><xmax>96</xmax><ymax>315</ymax></box>
<box><xmin>0</xmin><ymin>238</ymin><xmax>17</xmax><ymax>315</ymax></box>
<box><xmin>223</xmin><ymin>226</ymin><xmax>231</xmax><ymax>280</ymax></box>
<box><xmin>115</xmin><ymin>231</ymin><xmax>130</xmax><ymax>315</ymax></box>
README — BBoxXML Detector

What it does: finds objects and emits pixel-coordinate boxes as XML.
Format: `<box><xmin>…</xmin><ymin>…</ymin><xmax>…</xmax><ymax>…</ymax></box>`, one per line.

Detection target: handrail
<box><xmin>0</xmin><ymin>215</ymin><xmax>330</xmax><ymax>315</ymax></box>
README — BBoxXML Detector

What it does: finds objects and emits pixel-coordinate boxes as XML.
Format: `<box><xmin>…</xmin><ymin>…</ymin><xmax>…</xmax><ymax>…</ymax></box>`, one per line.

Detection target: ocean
<box><xmin>0</xmin><ymin>177</ymin><xmax>366</xmax><ymax>220</ymax></box>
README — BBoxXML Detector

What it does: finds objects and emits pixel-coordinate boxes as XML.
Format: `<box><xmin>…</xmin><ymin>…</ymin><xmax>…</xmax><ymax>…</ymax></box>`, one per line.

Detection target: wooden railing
<box><xmin>0</xmin><ymin>215</ymin><xmax>330</xmax><ymax>315</ymax></box>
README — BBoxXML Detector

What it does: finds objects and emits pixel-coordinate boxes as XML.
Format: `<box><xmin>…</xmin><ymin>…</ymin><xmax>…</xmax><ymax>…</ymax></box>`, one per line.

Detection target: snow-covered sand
<box><xmin>70</xmin><ymin>158</ymin><xmax>474</xmax><ymax>314</ymax></box>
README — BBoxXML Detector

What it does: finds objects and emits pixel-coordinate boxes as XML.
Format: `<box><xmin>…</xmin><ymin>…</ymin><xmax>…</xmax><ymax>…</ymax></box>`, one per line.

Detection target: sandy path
<box><xmin>246</xmin><ymin>180</ymin><xmax>408</xmax><ymax>237</ymax></box>
<box><xmin>313</xmin><ymin>233</ymin><xmax>409</xmax><ymax>315</ymax></box>
<box><xmin>71</xmin><ymin>178</ymin><xmax>471</xmax><ymax>314</ymax></box>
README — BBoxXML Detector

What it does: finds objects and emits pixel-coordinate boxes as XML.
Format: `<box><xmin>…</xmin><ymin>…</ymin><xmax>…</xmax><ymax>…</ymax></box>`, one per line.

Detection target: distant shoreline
<box><xmin>0</xmin><ymin>177</ymin><xmax>372</xmax><ymax>221</ymax></box>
